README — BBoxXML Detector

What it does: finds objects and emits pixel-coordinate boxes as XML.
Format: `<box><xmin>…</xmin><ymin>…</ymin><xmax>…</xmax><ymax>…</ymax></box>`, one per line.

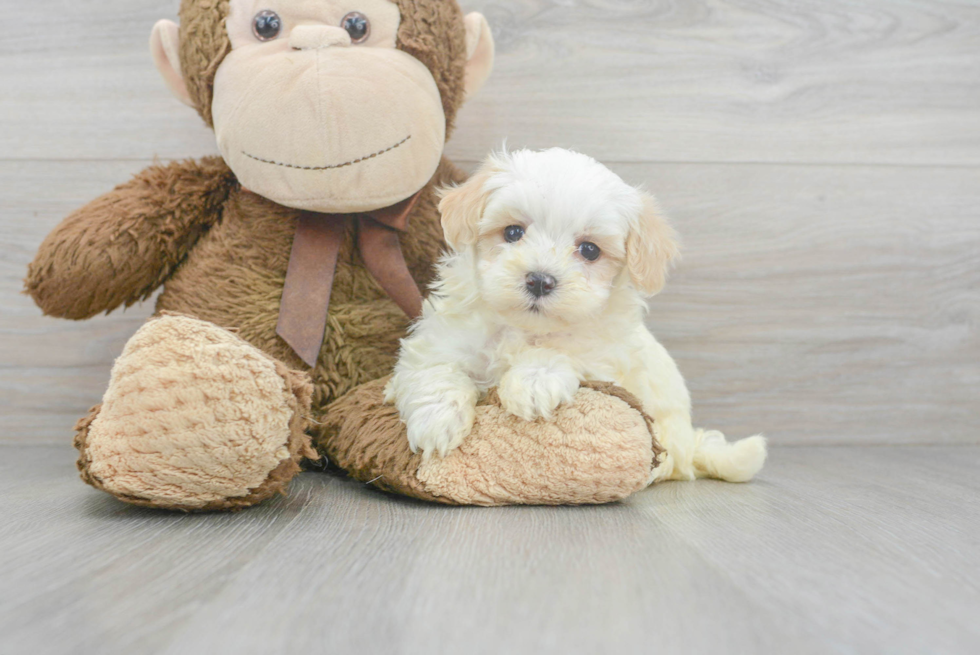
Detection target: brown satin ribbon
<box><xmin>276</xmin><ymin>192</ymin><xmax>423</xmax><ymax>367</ymax></box>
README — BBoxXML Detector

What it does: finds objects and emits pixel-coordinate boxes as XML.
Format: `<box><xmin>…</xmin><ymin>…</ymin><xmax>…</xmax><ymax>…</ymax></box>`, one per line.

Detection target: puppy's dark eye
<box><xmin>504</xmin><ymin>225</ymin><xmax>525</xmax><ymax>243</ymax></box>
<box><xmin>579</xmin><ymin>241</ymin><xmax>601</xmax><ymax>261</ymax></box>
<box><xmin>341</xmin><ymin>12</ymin><xmax>371</xmax><ymax>43</ymax></box>
<box><xmin>252</xmin><ymin>10</ymin><xmax>282</xmax><ymax>41</ymax></box>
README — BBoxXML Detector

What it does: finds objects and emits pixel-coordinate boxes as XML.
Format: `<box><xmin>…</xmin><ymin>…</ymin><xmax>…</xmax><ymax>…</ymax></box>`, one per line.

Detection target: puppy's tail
<box><xmin>692</xmin><ymin>429</ymin><xmax>767</xmax><ymax>482</ymax></box>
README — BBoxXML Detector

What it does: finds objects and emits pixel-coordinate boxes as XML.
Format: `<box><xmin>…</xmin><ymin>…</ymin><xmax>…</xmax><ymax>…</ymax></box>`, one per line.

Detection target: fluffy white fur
<box><xmin>384</xmin><ymin>148</ymin><xmax>767</xmax><ymax>483</ymax></box>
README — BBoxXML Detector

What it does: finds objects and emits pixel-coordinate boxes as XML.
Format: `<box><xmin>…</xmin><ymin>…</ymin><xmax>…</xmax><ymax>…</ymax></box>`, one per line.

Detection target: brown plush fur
<box><xmin>27</xmin><ymin>0</ymin><xmax>662</xmax><ymax>510</ymax></box>
<box><xmin>28</xmin><ymin>156</ymin><xmax>463</xmax><ymax>495</ymax></box>
<box><xmin>177</xmin><ymin>0</ymin><xmax>467</xmax><ymax>134</ymax></box>
<box><xmin>25</xmin><ymin>0</ymin><xmax>471</xmax><ymax>509</ymax></box>
<box><xmin>155</xmin><ymin>157</ymin><xmax>465</xmax><ymax>407</ymax></box>
<box><xmin>25</xmin><ymin>157</ymin><xmax>236</xmax><ymax>319</ymax></box>
<box><xmin>25</xmin><ymin>156</ymin><xmax>461</xmax><ymax>412</ymax></box>
<box><xmin>391</xmin><ymin>0</ymin><xmax>468</xmax><ymax>137</ymax></box>
<box><xmin>319</xmin><ymin>378</ymin><xmax>664</xmax><ymax>506</ymax></box>
<box><xmin>318</xmin><ymin>378</ymin><xmax>445</xmax><ymax>503</ymax></box>
<box><xmin>177</xmin><ymin>0</ymin><xmax>230</xmax><ymax>128</ymax></box>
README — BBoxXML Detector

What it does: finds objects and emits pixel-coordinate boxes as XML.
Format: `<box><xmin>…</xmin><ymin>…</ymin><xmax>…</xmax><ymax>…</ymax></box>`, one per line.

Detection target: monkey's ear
<box><xmin>150</xmin><ymin>20</ymin><xmax>194</xmax><ymax>107</ymax></box>
<box><xmin>463</xmin><ymin>13</ymin><xmax>494</xmax><ymax>100</ymax></box>
<box><xmin>438</xmin><ymin>170</ymin><xmax>495</xmax><ymax>251</ymax></box>
<box><xmin>626</xmin><ymin>192</ymin><xmax>681</xmax><ymax>296</ymax></box>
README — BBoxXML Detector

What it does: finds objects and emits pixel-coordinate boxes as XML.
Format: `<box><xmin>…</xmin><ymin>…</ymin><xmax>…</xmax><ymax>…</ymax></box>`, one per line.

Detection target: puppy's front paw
<box><xmin>406</xmin><ymin>395</ymin><xmax>476</xmax><ymax>460</ymax></box>
<box><xmin>498</xmin><ymin>363</ymin><xmax>580</xmax><ymax>421</ymax></box>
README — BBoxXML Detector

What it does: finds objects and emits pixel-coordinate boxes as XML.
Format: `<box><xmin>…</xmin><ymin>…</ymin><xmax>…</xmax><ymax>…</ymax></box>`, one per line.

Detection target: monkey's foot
<box><xmin>317</xmin><ymin>378</ymin><xmax>664</xmax><ymax>506</ymax></box>
<box><xmin>75</xmin><ymin>314</ymin><xmax>315</xmax><ymax>511</ymax></box>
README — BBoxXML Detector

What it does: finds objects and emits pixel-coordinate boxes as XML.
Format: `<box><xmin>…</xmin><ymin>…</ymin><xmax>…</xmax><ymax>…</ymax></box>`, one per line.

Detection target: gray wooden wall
<box><xmin>2</xmin><ymin>0</ymin><xmax>978</xmax><ymax>445</ymax></box>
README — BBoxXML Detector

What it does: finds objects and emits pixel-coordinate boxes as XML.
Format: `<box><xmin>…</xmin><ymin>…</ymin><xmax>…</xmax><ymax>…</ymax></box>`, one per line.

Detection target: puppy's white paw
<box><xmin>498</xmin><ymin>363</ymin><xmax>580</xmax><ymax>421</ymax></box>
<box><xmin>406</xmin><ymin>394</ymin><xmax>476</xmax><ymax>460</ymax></box>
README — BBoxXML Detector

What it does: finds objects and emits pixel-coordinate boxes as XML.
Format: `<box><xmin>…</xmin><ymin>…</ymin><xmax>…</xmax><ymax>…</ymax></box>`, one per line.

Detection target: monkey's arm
<box><xmin>25</xmin><ymin>157</ymin><xmax>236</xmax><ymax>320</ymax></box>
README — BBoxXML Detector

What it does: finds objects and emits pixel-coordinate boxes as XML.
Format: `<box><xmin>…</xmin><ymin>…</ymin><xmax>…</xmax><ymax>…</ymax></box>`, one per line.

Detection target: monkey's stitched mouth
<box><xmin>241</xmin><ymin>135</ymin><xmax>412</xmax><ymax>171</ymax></box>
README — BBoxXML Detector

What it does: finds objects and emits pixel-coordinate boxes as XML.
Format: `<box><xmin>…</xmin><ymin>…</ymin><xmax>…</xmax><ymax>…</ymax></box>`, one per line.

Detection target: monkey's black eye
<box><xmin>578</xmin><ymin>241</ymin><xmax>601</xmax><ymax>261</ymax></box>
<box><xmin>252</xmin><ymin>10</ymin><xmax>282</xmax><ymax>41</ymax></box>
<box><xmin>504</xmin><ymin>225</ymin><xmax>525</xmax><ymax>243</ymax></box>
<box><xmin>341</xmin><ymin>12</ymin><xmax>371</xmax><ymax>43</ymax></box>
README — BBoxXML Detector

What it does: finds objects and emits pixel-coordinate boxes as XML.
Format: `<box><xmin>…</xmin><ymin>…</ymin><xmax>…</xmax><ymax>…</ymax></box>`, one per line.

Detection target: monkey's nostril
<box><xmin>525</xmin><ymin>272</ymin><xmax>557</xmax><ymax>298</ymax></box>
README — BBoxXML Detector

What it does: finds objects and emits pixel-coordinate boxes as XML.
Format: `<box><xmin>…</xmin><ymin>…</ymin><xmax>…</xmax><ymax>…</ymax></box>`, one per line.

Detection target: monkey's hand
<box><xmin>25</xmin><ymin>157</ymin><xmax>235</xmax><ymax>320</ymax></box>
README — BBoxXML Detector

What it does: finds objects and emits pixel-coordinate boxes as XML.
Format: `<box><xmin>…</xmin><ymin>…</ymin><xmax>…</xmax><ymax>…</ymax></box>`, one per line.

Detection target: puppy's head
<box><xmin>438</xmin><ymin>148</ymin><xmax>679</xmax><ymax>331</ymax></box>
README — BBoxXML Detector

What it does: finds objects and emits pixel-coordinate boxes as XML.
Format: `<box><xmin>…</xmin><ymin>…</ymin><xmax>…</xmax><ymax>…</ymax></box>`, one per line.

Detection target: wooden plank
<box><xmin>0</xmin><ymin>445</ymin><xmax>978</xmax><ymax>654</ymax></box>
<box><xmin>3</xmin><ymin>160</ymin><xmax>978</xmax><ymax>445</ymax></box>
<box><xmin>0</xmin><ymin>0</ymin><xmax>217</xmax><ymax>161</ymax></box>
<box><xmin>1</xmin><ymin>0</ymin><xmax>979</xmax><ymax>164</ymax></box>
<box><xmin>0</xmin><ymin>160</ymin><xmax>156</xmax><ymax>443</ymax></box>
<box><xmin>0</xmin><ymin>446</ymin><xmax>315</xmax><ymax>655</ymax></box>
<box><xmin>622</xmin><ymin>161</ymin><xmax>980</xmax><ymax>445</ymax></box>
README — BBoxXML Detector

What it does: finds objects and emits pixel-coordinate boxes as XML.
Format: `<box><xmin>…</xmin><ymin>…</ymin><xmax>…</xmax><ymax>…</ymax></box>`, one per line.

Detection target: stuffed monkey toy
<box><xmin>26</xmin><ymin>0</ymin><xmax>663</xmax><ymax>509</ymax></box>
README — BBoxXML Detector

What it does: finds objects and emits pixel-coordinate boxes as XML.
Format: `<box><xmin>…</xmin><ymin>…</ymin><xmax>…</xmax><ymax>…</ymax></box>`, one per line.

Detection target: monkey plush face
<box><xmin>151</xmin><ymin>0</ymin><xmax>494</xmax><ymax>213</ymax></box>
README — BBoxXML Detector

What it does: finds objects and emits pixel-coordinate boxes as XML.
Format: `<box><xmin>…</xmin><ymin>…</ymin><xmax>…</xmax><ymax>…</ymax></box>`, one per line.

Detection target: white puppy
<box><xmin>385</xmin><ymin>148</ymin><xmax>766</xmax><ymax>483</ymax></box>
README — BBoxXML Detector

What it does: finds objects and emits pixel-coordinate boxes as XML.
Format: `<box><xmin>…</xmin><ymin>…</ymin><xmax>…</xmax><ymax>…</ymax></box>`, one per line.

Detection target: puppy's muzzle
<box><xmin>525</xmin><ymin>272</ymin><xmax>557</xmax><ymax>298</ymax></box>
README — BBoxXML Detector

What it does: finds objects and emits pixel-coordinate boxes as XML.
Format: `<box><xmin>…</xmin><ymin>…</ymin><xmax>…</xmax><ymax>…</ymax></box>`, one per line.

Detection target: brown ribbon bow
<box><xmin>276</xmin><ymin>192</ymin><xmax>424</xmax><ymax>367</ymax></box>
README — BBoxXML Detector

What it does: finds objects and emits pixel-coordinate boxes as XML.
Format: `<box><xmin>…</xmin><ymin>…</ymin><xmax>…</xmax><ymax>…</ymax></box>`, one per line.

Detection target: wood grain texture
<box><xmin>3</xmin><ymin>160</ymin><xmax>977</xmax><ymax>444</ymax></box>
<box><xmin>4</xmin><ymin>3</ymin><xmax>978</xmax><ymax>652</ymax></box>
<box><xmin>0</xmin><ymin>161</ymin><xmax>156</xmax><ymax>442</ymax></box>
<box><xmin>1</xmin><ymin>0</ymin><xmax>979</xmax><ymax>164</ymax></box>
<box><xmin>1</xmin><ymin>444</ymin><xmax>978</xmax><ymax>654</ymax></box>
<box><xmin>1</xmin><ymin>0</ymin><xmax>978</xmax><ymax>444</ymax></box>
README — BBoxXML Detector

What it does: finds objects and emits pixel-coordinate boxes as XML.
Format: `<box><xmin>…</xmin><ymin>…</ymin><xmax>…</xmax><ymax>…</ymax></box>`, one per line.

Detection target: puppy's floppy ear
<box><xmin>626</xmin><ymin>192</ymin><xmax>681</xmax><ymax>296</ymax></box>
<box><xmin>438</xmin><ymin>170</ymin><xmax>494</xmax><ymax>251</ymax></box>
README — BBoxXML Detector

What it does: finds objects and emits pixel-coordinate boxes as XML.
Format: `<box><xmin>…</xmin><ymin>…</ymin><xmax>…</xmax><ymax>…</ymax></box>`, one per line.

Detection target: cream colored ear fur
<box><xmin>438</xmin><ymin>169</ymin><xmax>495</xmax><ymax>251</ymax></box>
<box><xmin>626</xmin><ymin>193</ymin><xmax>681</xmax><ymax>296</ymax></box>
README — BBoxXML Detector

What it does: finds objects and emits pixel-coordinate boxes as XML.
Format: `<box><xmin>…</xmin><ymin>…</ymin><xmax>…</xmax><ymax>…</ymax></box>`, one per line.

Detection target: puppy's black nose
<box><xmin>525</xmin><ymin>272</ymin><xmax>557</xmax><ymax>298</ymax></box>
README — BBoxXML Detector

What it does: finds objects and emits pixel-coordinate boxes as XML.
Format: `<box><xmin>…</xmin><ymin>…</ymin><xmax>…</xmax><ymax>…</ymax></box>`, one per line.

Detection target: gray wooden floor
<box><xmin>1</xmin><ymin>444</ymin><xmax>978</xmax><ymax>655</ymax></box>
<box><xmin>2</xmin><ymin>1</ymin><xmax>979</xmax><ymax>653</ymax></box>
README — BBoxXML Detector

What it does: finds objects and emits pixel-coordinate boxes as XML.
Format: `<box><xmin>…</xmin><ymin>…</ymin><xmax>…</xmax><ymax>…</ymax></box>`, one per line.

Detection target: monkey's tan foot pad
<box><xmin>317</xmin><ymin>377</ymin><xmax>664</xmax><ymax>506</ymax></box>
<box><xmin>74</xmin><ymin>314</ymin><xmax>315</xmax><ymax>511</ymax></box>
